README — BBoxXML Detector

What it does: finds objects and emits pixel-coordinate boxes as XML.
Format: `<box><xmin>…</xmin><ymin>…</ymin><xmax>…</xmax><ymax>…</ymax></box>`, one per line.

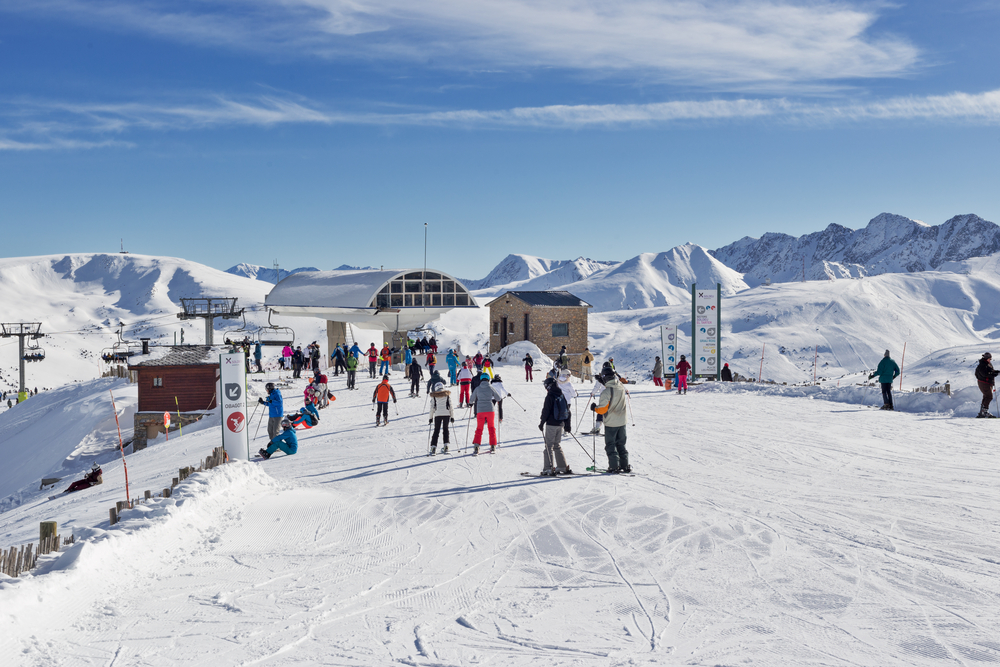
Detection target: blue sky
<box><xmin>1</xmin><ymin>1</ymin><xmax>999</xmax><ymax>280</ymax></box>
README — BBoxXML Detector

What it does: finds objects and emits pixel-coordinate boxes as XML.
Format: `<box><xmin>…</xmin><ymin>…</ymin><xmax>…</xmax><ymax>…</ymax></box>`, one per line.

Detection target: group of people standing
<box><xmin>279</xmin><ymin>342</ymin><xmax>321</xmax><ymax>378</ymax></box>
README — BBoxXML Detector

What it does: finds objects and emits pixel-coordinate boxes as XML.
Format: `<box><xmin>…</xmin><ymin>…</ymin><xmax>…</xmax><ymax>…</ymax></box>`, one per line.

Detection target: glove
<box><xmin>450</xmin><ymin>417</ymin><xmax>454</xmax><ymax>424</ymax></box>
<box><xmin>590</xmin><ymin>402</ymin><xmax>597</xmax><ymax>411</ymax></box>
<box><xmin>428</xmin><ymin>418</ymin><xmax>433</xmax><ymax>425</ymax></box>
<box><xmin>258</xmin><ymin>398</ymin><xmax>266</xmax><ymax>405</ymax></box>
<box><xmin>538</xmin><ymin>423</ymin><xmax>544</xmax><ymax>432</ymax></box>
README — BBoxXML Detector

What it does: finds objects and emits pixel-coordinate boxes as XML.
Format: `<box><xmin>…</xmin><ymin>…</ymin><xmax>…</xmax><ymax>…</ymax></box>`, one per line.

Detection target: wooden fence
<box><xmin>2</xmin><ymin>534</ymin><xmax>76</xmax><ymax>578</ymax></box>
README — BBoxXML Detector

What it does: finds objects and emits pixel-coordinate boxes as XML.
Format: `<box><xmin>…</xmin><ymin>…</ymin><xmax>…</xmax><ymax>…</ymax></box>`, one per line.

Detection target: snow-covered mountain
<box><xmin>462</xmin><ymin>254</ymin><xmax>615</xmax><ymax>291</ymax></box>
<box><xmin>224</xmin><ymin>263</ymin><xmax>320</xmax><ymax>283</ymax></box>
<box><xmin>0</xmin><ymin>254</ymin><xmax>325</xmax><ymax>395</ymax></box>
<box><xmin>712</xmin><ymin>213</ymin><xmax>1000</xmax><ymax>287</ymax></box>
<box><xmin>563</xmin><ymin>244</ymin><xmax>748</xmax><ymax>312</ymax></box>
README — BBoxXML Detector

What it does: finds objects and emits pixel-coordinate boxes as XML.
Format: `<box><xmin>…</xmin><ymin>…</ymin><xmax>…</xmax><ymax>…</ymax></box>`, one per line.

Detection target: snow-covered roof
<box><xmin>264</xmin><ymin>269</ymin><xmax>477</xmax><ymax>330</ymax></box>
<box><xmin>487</xmin><ymin>290</ymin><xmax>592</xmax><ymax>308</ymax></box>
<box><xmin>128</xmin><ymin>345</ymin><xmax>224</xmax><ymax>368</ymax></box>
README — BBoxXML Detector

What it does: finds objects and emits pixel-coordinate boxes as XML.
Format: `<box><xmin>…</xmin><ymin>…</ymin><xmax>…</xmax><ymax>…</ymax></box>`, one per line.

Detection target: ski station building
<box><xmin>485</xmin><ymin>290</ymin><xmax>592</xmax><ymax>373</ymax></box>
<box><xmin>264</xmin><ymin>269</ymin><xmax>478</xmax><ymax>357</ymax></box>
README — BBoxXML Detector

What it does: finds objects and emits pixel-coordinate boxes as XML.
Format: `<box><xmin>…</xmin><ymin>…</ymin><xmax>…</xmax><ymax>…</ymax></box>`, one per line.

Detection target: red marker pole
<box><xmin>109</xmin><ymin>390</ymin><xmax>131</xmax><ymax>507</ymax></box>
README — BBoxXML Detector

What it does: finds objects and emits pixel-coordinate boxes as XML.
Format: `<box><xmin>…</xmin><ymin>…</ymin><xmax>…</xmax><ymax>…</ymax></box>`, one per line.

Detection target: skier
<box><xmin>372</xmin><ymin>375</ymin><xmax>397</xmax><ymax>426</ymax></box>
<box><xmin>429</xmin><ymin>336</ymin><xmax>438</xmax><ymax>354</ymax></box>
<box><xmin>557</xmin><ymin>345</ymin><xmax>569</xmax><ymax>370</ymax></box>
<box><xmin>288</xmin><ymin>407</ymin><xmax>317</xmax><ymax>429</ymax></box>
<box><xmin>523</xmin><ymin>352</ymin><xmax>534</xmax><ymax>382</ymax></box>
<box><xmin>473</xmin><ymin>352</ymin><xmax>484</xmax><ymax>374</ymax></box>
<box><xmin>258</xmin><ymin>382</ymin><xmax>284</xmax><ymax>440</ymax></box>
<box><xmin>408</xmin><ymin>357</ymin><xmax>424</xmax><ymax>397</ymax></box>
<box><xmin>366</xmin><ymin>344</ymin><xmax>379</xmax><ymax>378</ymax></box>
<box><xmin>426</xmin><ymin>350</ymin><xmax>437</xmax><ymax>375</ymax></box>
<box><xmin>349</xmin><ymin>342</ymin><xmax>363</xmax><ymax>362</ymax></box>
<box><xmin>330</xmin><ymin>344</ymin><xmax>345</xmax><ymax>376</ymax></box>
<box><xmin>591</xmin><ymin>366</ymin><xmax>631</xmax><ymax>473</ymax></box>
<box><xmin>676</xmin><ymin>355</ymin><xmax>691</xmax><ymax>394</ymax></box>
<box><xmin>292</xmin><ymin>346</ymin><xmax>304</xmax><ymax>379</ymax></box>
<box><xmin>539</xmin><ymin>377</ymin><xmax>573</xmax><ymax>475</ymax></box>
<box><xmin>282</xmin><ymin>344</ymin><xmax>292</xmax><ymax>370</ymax></box>
<box><xmin>482</xmin><ymin>355</ymin><xmax>493</xmax><ymax>379</ymax></box>
<box><xmin>975</xmin><ymin>352</ymin><xmax>999</xmax><ymax>418</ymax></box>
<box><xmin>585</xmin><ymin>372</ymin><xmax>607</xmax><ymax>435</ymax></box>
<box><xmin>556</xmin><ymin>368</ymin><xmax>576</xmax><ymax>431</ymax></box>
<box><xmin>490</xmin><ymin>374</ymin><xmax>509</xmax><ymax>423</ymax></box>
<box><xmin>721</xmin><ymin>363</ymin><xmax>733</xmax><ymax>382</ymax></box>
<box><xmin>446</xmin><ymin>349</ymin><xmax>459</xmax><ymax>384</ymax></box>
<box><xmin>63</xmin><ymin>462</ymin><xmax>103</xmax><ymax>493</ymax></box>
<box><xmin>868</xmin><ymin>350</ymin><xmax>901</xmax><ymax>411</ymax></box>
<box><xmin>379</xmin><ymin>344</ymin><xmax>392</xmax><ymax>376</ymax></box>
<box><xmin>345</xmin><ymin>352</ymin><xmax>358</xmax><ymax>390</ymax></box>
<box><xmin>581</xmin><ymin>348</ymin><xmax>594</xmax><ymax>383</ymax></box>
<box><xmin>310</xmin><ymin>342</ymin><xmax>321</xmax><ymax>372</ymax></box>
<box><xmin>302</xmin><ymin>398</ymin><xmax>321</xmax><ymax>424</ymax></box>
<box><xmin>258</xmin><ymin>418</ymin><xmax>298</xmax><ymax>459</ymax></box>
<box><xmin>313</xmin><ymin>369</ymin><xmax>329</xmax><ymax>407</ymax></box>
<box><xmin>404</xmin><ymin>346</ymin><xmax>413</xmax><ymax>378</ymax></box>
<box><xmin>457</xmin><ymin>362</ymin><xmax>474</xmax><ymax>407</ymax></box>
<box><xmin>470</xmin><ymin>373</ymin><xmax>499</xmax><ymax>454</ymax></box>
<box><xmin>426</xmin><ymin>368</ymin><xmax>446</xmax><ymax>395</ymax></box>
<box><xmin>253</xmin><ymin>341</ymin><xmax>263</xmax><ymax>373</ymax></box>
<box><xmin>427</xmin><ymin>382</ymin><xmax>454</xmax><ymax>455</ymax></box>
<box><xmin>652</xmin><ymin>356</ymin><xmax>664</xmax><ymax>387</ymax></box>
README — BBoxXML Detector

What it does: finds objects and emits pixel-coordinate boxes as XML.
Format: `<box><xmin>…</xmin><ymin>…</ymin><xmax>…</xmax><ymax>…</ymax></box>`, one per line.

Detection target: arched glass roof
<box><xmin>368</xmin><ymin>270</ymin><xmax>473</xmax><ymax>309</ymax></box>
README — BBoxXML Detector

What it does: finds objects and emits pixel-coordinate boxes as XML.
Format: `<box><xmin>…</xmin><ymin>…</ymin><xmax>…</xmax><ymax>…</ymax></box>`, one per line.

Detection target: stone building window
<box><xmin>508</xmin><ymin>321</ymin><xmax>515</xmax><ymax>334</ymax></box>
<box><xmin>493</xmin><ymin>321</ymin><xmax>500</xmax><ymax>335</ymax></box>
<box><xmin>552</xmin><ymin>323</ymin><xmax>569</xmax><ymax>337</ymax></box>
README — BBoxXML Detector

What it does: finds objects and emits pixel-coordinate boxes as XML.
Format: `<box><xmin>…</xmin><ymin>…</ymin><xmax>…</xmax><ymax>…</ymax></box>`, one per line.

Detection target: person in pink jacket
<box><xmin>675</xmin><ymin>355</ymin><xmax>691</xmax><ymax>394</ymax></box>
<box><xmin>281</xmin><ymin>344</ymin><xmax>293</xmax><ymax>370</ymax></box>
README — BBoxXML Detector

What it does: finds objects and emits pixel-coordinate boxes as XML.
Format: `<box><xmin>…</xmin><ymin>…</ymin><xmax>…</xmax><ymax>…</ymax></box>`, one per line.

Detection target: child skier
<box><xmin>372</xmin><ymin>375</ymin><xmax>397</xmax><ymax>426</ymax></box>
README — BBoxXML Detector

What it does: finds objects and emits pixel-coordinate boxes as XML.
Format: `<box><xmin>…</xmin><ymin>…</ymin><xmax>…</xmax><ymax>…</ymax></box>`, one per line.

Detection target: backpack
<box><xmin>553</xmin><ymin>392</ymin><xmax>570</xmax><ymax>421</ymax></box>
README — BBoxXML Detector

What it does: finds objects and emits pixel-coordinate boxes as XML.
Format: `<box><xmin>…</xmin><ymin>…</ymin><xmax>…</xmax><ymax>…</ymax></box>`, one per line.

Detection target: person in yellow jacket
<box><xmin>590</xmin><ymin>366</ymin><xmax>630</xmax><ymax>473</ymax></box>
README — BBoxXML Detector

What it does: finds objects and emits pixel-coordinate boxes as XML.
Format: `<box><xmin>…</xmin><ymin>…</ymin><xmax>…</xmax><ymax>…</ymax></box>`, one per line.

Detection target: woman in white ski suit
<box><xmin>427</xmin><ymin>383</ymin><xmax>454</xmax><ymax>454</ymax></box>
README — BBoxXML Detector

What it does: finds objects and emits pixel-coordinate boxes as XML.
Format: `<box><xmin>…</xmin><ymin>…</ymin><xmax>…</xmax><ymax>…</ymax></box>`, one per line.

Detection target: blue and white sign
<box><xmin>660</xmin><ymin>325</ymin><xmax>678</xmax><ymax>377</ymax></box>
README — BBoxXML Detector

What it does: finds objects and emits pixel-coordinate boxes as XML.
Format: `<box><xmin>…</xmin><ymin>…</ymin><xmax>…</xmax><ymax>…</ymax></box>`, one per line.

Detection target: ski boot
<box><xmin>490</xmin><ymin>445</ymin><xmax>496</xmax><ymax>454</ymax></box>
<box><xmin>258</xmin><ymin>448</ymin><xmax>271</xmax><ymax>460</ymax></box>
<box><xmin>429</xmin><ymin>446</ymin><xmax>436</xmax><ymax>456</ymax></box>
<box><xmin>473</xmin><ymin>445</ymin><xmax>480</xmax><ymax>456</ymax></box>
<box><xmin>441</xmin><ymin>445</ymin><xmax>449</xmax><ymax>454</ymax></box>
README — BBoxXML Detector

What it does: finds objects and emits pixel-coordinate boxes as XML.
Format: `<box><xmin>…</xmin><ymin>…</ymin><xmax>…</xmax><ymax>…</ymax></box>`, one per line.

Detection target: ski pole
<box><xmin>253</xmin><ymin>406</ymin><xmax>266</xmax><ymax>441</ymax></box>
<box><xmin>394</xmin><ymin>401</ymin><xmax>399</xmax><ymax>416</ymax></box>
<box><xmin>426</xmin><ymin>420</ymin><xmax>433</xmax><ymax>455</ymax></box>
<box><xmin>993</xmin><ymin>387</ymin><xmax>999</xmax><ymax>418</ymax></box>
<box><xmin>506</xmin><ymin>395</ymin><xmax>528</xmax><ymax>412</ymax></box>
<box><xmin>465</xmin><ymin>407</ymin><xmax>473</xmax><ymax>452</ymax></box>
<box><xmin>625</xmin><ymin>390</ymin><xmax>635</xmax><ymax>426</ymax></box>
<box><xmin>566</xmin><ymin>430</ymin><xmax>595</xmax><ymax>463</ymax></box>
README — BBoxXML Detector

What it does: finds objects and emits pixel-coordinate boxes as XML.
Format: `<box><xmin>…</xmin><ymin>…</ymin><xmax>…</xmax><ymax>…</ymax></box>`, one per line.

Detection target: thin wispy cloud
<box><xmin>4</xmin><ymin>89</ymin><xmax>1000</xmax><ymax>150</ymax></box>
<box><xmin>1</xmin><ymin>0</ymin><xmax>920</xmax><ymax>90</ymax></box>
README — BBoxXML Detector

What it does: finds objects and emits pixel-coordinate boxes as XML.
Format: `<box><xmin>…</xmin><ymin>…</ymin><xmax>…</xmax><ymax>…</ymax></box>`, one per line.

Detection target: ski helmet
<box><xmin>265</xmin><ymin>382</ymin><xmax>275</xmax><ymax>392</ymax></box>
<box><xmin>280</xmin><ymin>418</ymin><xmax>292</xmax><ymax>429</ymax></box>
<box><xmin>543</xmin><ymin>377</ymin><xmax>556</xmax><ymax>389</ymax></box>
<box><xmin>492</xmin><ymin>374</ymin><xmax>502</xmax><ymax>382</ymax></box>
<box><xmin>480</xmin><ymin>373</ymin><xmax>490</xmax><ymax>380</ymax></box>
<box><xmin>432</xmin><ymin>382</ymin><xmax>445</xmax><ymax>393</ymax></box>
<box><xmin>383</xmin><ymin>374</ymin><xmax>390</xmax><ymax>380</ymax></box>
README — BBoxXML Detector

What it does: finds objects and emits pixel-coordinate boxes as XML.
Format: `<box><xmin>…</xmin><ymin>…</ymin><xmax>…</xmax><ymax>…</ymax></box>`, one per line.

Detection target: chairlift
<box><xmin>223</xmin><ymin>310</ymin><xmax>255</xmax><ymax>346</ymax></box>
<box><xmin>22</xmin><ymin>339</ymin><xmax>45</xmax><ymax>363</ymax></box>
<box><xmin>255</xmin><ymin>310</ymin><xmax>295</xmax><ymax>347</ymax></box>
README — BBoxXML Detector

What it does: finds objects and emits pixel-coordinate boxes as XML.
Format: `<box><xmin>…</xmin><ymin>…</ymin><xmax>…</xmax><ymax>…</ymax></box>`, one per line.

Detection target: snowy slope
<box><xmin>0</xmin><ymin>254</ymin><xmax>326</xmax><ymax>395</ymax></box>
<box><xmin>2</xmin><ymin>366</ymin><xmax>1000</xmax><ymax>666</ymax></box>
<box><xmin>713</xmin><ymin>212</ymin><xmax>1000</xmax><ymax>287</ymax></box>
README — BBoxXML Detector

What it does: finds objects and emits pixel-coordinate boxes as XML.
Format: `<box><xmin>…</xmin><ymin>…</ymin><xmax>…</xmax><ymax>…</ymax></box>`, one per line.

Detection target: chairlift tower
<box><xmin>1</xmin><ymin>322</ymin><xmax>44</xmax><ymax>403</ymax></box>
<box><xmin>177</xmin><ymin>298</ymin><xmax>243</xmax><ymax>345</ymax></box>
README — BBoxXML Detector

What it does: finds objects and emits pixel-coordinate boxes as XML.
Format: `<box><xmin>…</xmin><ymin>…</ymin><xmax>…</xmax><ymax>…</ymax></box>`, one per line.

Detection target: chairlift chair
<box><xmin>255</xmin><ymin>310</ymin><xmax>295</xmax><ymax>347</ymax></box>
<box><xmin>223</xmin><ymin>311</ymin><xmax>255</xmax><ymax>346</ymax></box>
<box><xmin>22</xmin><ymin>340</ymin><xmax>45</xmax><ymax>363</ymax></box>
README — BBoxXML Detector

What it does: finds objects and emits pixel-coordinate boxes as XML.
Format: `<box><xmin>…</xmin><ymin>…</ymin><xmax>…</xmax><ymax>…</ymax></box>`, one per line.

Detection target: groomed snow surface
<box><xmin>3</xmin><ymin>363</ymin><xmax>1000</xmax><ymax>666</ymax></box>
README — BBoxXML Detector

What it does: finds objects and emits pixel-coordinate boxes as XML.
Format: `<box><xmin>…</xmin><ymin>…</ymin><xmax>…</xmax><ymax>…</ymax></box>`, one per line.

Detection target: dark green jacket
<box><xmin>870</xmin><ymin>357</ymin><xmax>900</xmax><ymax>384</ymax></box>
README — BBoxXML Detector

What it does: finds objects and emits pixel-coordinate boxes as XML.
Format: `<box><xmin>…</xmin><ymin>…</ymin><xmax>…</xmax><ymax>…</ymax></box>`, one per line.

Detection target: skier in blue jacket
<box><xmin>349</xmin><ymin>343</ymin><xmax>363</xmax><ymax>360</ymax></box>
<box><xmin>258</xmin><ymin>382</ymin><xmax>284</xmax><ymax>440</ymax></box>
<box><xmin>446</xmin><ymin>349</ymin><xmax>459</xmax><ymax>384</ymax></box>
<box><xmin>259</xmin><ymin>418</ymin><xmax>298</xmax><ymax>458</ymax></box>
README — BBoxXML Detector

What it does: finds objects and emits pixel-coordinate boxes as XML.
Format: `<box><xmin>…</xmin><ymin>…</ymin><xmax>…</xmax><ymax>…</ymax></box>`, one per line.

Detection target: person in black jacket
<box><xmin>408</xmin><ymin>358</ymin><xmax>424</xmax><ymax>397</ymax></box>
<box><xmin>975</xmin><ymin>352</ymin><xmax>999</xmax><ymax>418</ymax></box>
<box><xmin>538</xmin><ymin>377</ymin><xmax>573</xmax><ymax>476</ymax></box>
<box><xmin>721</xmin><ymin>363</ymin><xmax>733</xmax><ymax>382</ymax></box>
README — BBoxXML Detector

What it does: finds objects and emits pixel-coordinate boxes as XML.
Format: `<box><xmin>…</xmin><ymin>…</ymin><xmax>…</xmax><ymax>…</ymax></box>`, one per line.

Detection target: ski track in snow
<box><xmin>2</xmin><ymin>370</ymin><xmax>1000</xmax><ymax>666</ymax></box>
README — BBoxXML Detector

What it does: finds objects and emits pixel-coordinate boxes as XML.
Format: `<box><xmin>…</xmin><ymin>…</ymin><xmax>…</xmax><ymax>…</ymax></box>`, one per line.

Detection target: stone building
<box><xmin>485</xmin><ymin>291</ymin><xmax>592</xmax><ymax>373</ymax></box>
<box><xmin>128</xmin><ymin>346</ymin><xmax>221</xmax><ymax>450</ymax></box>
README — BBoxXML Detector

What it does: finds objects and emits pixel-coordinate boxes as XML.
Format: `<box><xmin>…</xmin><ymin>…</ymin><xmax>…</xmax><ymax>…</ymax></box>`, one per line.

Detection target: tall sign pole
<box><xmin>220</xmin><ymin>352</ymin><xmax>249</xmax><ymax>459</ymax></box>
<box><xmin>691</xmin><ymin>284</ymin><xmax>722</xmax><ymax>380</ymax></box>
